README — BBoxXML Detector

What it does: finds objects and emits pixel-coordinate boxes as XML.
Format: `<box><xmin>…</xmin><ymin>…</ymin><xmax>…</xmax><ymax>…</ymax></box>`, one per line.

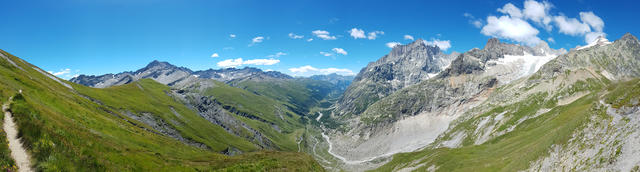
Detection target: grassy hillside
<box><xmin>0</xmin><ymin>49</ymin><xmax>322</xmax><ymax>171</ymax></box>
<box><xmin>233</xmin><ymin>78</ymin><xmax>342</xmax><ymax>115</ymax></box>
<box><xmin>180</xmin><ymin>79</ymin><xmax>307</xmax><ymax>151</ymax></box>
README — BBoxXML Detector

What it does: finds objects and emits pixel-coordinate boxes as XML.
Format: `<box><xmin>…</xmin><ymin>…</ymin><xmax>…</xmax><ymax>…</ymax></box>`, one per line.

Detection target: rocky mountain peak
<box><xmin>617</xmin><ymin>33</ymin><xmax>639</xmax><ymax>48</ymax></box>
<box><xmin>484</xmin><ymin>38</ymin><xmax>501</xmax><ymax>50</ymax></box>
<box><xmin>335</xmin><ymin>38</ymin><xmax>456</xmax><ymax>116</ymax></box>
<box><xmin>389</xmin><ymin>39</ymin><xmax>439</xmax><ymax>58</ymax></box>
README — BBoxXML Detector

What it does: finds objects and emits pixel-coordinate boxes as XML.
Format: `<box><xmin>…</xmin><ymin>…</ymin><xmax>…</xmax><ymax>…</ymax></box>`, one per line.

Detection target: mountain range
<box><xmin>0</xmin><ymin>33</ymin><xmax>639</xmax><ymax>171</ymax></box>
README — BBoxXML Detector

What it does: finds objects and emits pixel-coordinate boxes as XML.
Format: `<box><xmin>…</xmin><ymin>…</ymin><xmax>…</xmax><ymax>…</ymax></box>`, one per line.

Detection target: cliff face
<box><xmin>334</xmin><ymin>39</ymin><xmax>457</xmax><ymax>116</ymax></box>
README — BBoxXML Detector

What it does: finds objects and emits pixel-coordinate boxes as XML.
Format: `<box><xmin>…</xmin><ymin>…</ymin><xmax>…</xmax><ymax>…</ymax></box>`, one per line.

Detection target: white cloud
<box><xmin>217</xmin><ymin>58</ymin><xmax>280</xmax><ymax>68</ymax></box>
<box><xmin>243</xmin><ymin>58</ymin><xmax>280</xmax><ymax>65</ymax></box>
<box><xmin>547</xmin><ymin>37</ymin><xmax>555</xmax><ymax>43</ymax></box>
<box><xmin>332</xmin><ymin>48</ymin><xmax>347</xmax><ymax>55</ymax></box>
<box><xmin>229</xmin><ymin>34</ymin><xmax>236</xmax><ymax>38</ymax></box>
<box><xmin>267</xmin><ymin>52</ymin><xmax>287</xmax><ymax>58</ymax></box>
<box><xmin>464</xmin><ymin>12</ymin><xmax>484</xmax><ymax>28</ymax></box>
<box><xmin>249</xmin><ymin>36</ymin><xmax>265</xmax><ymax>46</ymax></box>
<box><xmin>472</xmin><ymin>20</ymin><xmax>483</xmax><ymax>28</ymax></box>
<box><xmin>498</xmin><ymin>3</ymin><xmax>523</xmax><ymax>18</ymax></box>
<box><xmin>320</xmin><ymin>52</ymin><xmax>333</xmax><ymax>56</ymax></box>
<box><xmin>404</xmin><ymin>35</ymin><xmax>414</xmax><ymax>40</ymax></box>
<box><xmin>288</xmin><ymin>33</ymin><xmax>304</xmax><ymax>39</ymax></box>
<box><xmin>288</xmin><ymin>65</ymin><xmax>355</xmax><ymax>76</ymax></box>
<box><xmin>48</xmin><ymin>68</ymin><xmax>79</xmax><ymax>80</ymax></box>
<box><xmin>554</xmin><ymin>15</ymin><xmax>591</xmax><ymax>36</ymax></box>
<box><xmin>217</xmin><ymin>58</ymin><xmax>244</xmax><ymax>68</ymax></box>
<box><xmin>312</xmin><ymin>30</ymin><xmax>337</xmax><ymax>40</ymax></box>
<box><xmin>49</xmin><ymin>68</ymin><xmax>71</xmax><ymax>76</ymax></box>
<box><xmin>211</xmin><ymin>53</ymin><xmax>219</xmax><ymax>58</ymax></box>
<box><xmin>585</xmin><ymin>32</ymin><xmax>606</xmax><ymax>43</ymax></box>
<box><xmin>579</xmin><ymin>11</ymin><xmax>604</xmax><ymax>32</ymax></box>
<box><xmin>367</xmin><ymin>31</ymin><xmax>384</xmax><ymax>40</ymax></box>
<box><xmin>523</xmin><ymin>0</ymin><xmax>553</xmax><ymax>30</ymax></box>
<box><xmin>478</xmin><ymin>0</ymin><xmax>607</xmax><ymax>44</ymax></box>
<box><xmin>423</xmin><ymin>39</ymin><xmax>452</xmax><ymax>51</ymax></box>
<box><xmin>349</xmin><ymin>28</ymin><xmax>366</xmax><ymax>39</ymax></box>
<box><xmin>481</xmin><ymin>15</ymin><xmax>542</xmax><ymax>46</ymax></box>
<box><xmin>307</xmin><ymin>38</ymin><xmax>313</xmax><ymax>42</ymax></box>
<box><xmin>386</xmin><ymin>42</ymin><xmax>401</xmax><ymax>48</ymax></box>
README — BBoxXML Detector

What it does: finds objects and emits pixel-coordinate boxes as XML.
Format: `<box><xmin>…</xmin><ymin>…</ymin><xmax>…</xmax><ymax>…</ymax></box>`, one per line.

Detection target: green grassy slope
<box><xmin>183</xmin><ymin>79</ymin><xmax>308</xmax><ymax>151</ymax></box>
<box><xmin>0</xmin><ymin>49</ymin><xmax>322</xmax><ymax>171</ymax></box>
<box><xmin>233</xmin><ymin>78</ymin><xmax>342</xmax><ymax>115</ymax></box>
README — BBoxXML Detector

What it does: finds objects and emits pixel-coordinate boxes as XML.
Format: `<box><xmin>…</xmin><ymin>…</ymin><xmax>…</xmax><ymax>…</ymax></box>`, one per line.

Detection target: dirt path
<box><xmin>3</xmin><ymin>97</ymin><xmax>33</xmax><ymax>172</ymax></box>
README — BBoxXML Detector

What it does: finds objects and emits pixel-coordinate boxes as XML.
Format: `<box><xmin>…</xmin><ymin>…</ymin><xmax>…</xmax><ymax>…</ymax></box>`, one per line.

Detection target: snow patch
<box><xmin>577</xmin><ymin>36</ymin><xmax>612</xmax><ymax>50</ymax></box>
<box><xmin>495</xmin><ymin>52</ymin><xmax>557</xmax><ymax>80</ymax></box>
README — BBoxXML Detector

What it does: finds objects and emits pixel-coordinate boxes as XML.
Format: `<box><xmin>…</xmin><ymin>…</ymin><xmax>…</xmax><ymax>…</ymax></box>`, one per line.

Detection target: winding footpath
<box><xmin>3</xmin><ymin>97</ymin><xmax>33</xmax><ymax>172</ymax></box>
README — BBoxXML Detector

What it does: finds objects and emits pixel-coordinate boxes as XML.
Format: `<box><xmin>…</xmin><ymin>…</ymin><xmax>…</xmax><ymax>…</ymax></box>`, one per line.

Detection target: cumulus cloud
<box><xmin>229</xmin><ymin>34</ymin><xmax>236</xmax><ymax>38</ymax></box>
<box><xmin>404</xmin><ymin>35</ymin><xmax>414</xmax><ymax>40</ymax></box>
<box><xmin>349</xmin><ymin>28</ymin><xmax>366</xmax><ymax>39</ymax></box>
<box><xmin>386</xmin><ymin>42</ymin><xmax>401</xmax><ymax>48</ymax></box>
<box><xmin>217</xmin><ymin>58</ymin><xmax>244</xmax><ymax>68</ymax></box>
<box><xmin>48</xmin><ymin>68</ymin><xmax>79</xmax><ymax>80</ymax></box>
<box><xmin>580</xmin><ymin>11</ymin><xmax>604</xmax><ymax>32</ymax></box>
<box><xmin>288</xmin><ymin>65</ymin><xmax>355</xmax><ymax>76</ymax></box>
<box><xmin>249</xmin><ymin>36</ymin><xmax>265</xmax><ymax>46</ymax></box>
<box><xmin>49</xmin><ymin>68</ymin><xmax>71</xmax><ymax>76</ymax></box>
<box><xmin>332</xmin><ymin>48</ymin><xmax>347</xmax><ymax>55</ymax></box>
<box><xmin>312</xmin><ymin>30</ymin><xmax>337</xmax><ymax>40</ymax></box>
<box><xmin>217</xmin><ymin>58</ymin><xmax>280</xmax><ymax>68</ymax></box>
<box><xmin>585</xmin><ymin>32</ymin><xmax>606</xmax><ymax>43</ymax></box>
<box><xmin>243</xmin><ymin>58</ymin><xmax>280</xmax><ymax>65</ymax></box>
<box><xmin>288</xmin><ymin>33</ymin><xmax>304</xmax><ymax>39</ymax></box>
<box><xmin>367</xmin><ymin>31</ymin><xmax>384</xmax><ymax>40</ymax></box>
<box><xmin>554</xmin><ymin>15</ymin><xmax>591</xmax><ymax>36</ymax></box>
<box><xmin>267</xmin><ymin>52</ymin><xmax>287</xmax><ymax>58</ymax></box>
<box><xmin>307</xmin><ymin>38</ymin><xmax>313</xmax><ymax>42</ymax></box>
<box><xmin>320</xmin><ymin>52</ymin><xmax>332</xmax><ymax>56</ymax></box>
<box><xmin>476</xmin><ymin>0</ymin><xmax>607</xmax><ymax>44</ymax></box>
<box><xmin>423</xmin><ymin>39</ymin><xmax>452</xmax><ymax>51</ymax></box>
<box><xmin>522</xmin><ymin>0</ymin><xmax>553</xmax><ymax>30</ymax></box>
<box><xmin>481</xmin><ymin>15</ymin><xmax>542</xmax><ymax>46</ymax></box>
<box><xmin>498</xmin><ymin>3</ymin><xmax>523</xmax><ymax>18</ymax></box>
<box><xmin>211</xmin><ymin>53</ymin><xmax>219</xmax><ymax>58</ymax></box>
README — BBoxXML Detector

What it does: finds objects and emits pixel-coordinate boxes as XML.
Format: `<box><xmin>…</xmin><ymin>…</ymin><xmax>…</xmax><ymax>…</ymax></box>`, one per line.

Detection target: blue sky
<box><xmin>1</xmin><ymin>0</ymin><xmax>638</xmax><ymax>79</ymax></box>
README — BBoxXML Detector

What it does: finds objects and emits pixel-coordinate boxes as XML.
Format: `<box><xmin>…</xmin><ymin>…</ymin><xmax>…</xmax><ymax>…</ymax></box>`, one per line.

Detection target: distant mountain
<box><xmin>308</xmin><ymin>73</ymin><xmax>354</xmax><ymax>91</ymax></box>
<box><xmin>70</xmin><ymin>61</ymin><xmax>292</xmax><ymax>88</ymax></box>
<box><xmin>324</xmin><ymin>37</ymin><xmax>568</xmax><ymax>166</ymax></box>
<box><xmin>334</xmin><ymin>39</ymin><xmax>458</xmax><ymax>116</ymax></box>
<box><xmin>375</xmin><ymin>33</ymin><xmax>640</xmax><ymax>171</ymax></box>
<box><xmin>0</xmin><ymin>50</ymin><xmax>322</xmax><ymax>171</ymax></box>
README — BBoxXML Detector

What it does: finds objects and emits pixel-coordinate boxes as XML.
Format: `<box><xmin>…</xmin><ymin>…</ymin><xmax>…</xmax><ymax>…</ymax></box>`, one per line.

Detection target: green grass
<box><xmin>604</xmin><ymin>78</ymin><xmax>640</xmax><ymax>108</ymax></box>
<box><xmin>0</xmin><ymin>49</ymin><xmax>322</xmax><ymax>171</ymax></box>
<box><xmin>234</xmin><ymin>79</ymin><xmax>340</xmax><ymax>115</ymax></box>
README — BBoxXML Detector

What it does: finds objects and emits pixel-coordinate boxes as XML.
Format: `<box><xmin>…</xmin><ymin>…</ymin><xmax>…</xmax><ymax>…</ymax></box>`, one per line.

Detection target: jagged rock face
<box><xmin>363</xmin><ymin>34</ymin><xmax>640</xmax><ymax>171</ymax></box>
<box><xmin>194</xmin><ymin>67</ymin><xmax>293</xmax><ymax>84</ymax></box>
<box><xmin>70</xmin><ymin>60</ymin><xmax>193</xmax><ymax>88</ymax></box>
<box><xmin>535</xmin><ymin>33</ymin><xmax>640</xmax><ymax>82</ymax></box>
<box><xmin>334</xmin><ymin>39</ymin><xmax>456</xmax><ymax>116</ymax></box>
<box><xmin>324</xmin><ymin>38</ymin><xmax>568</xmax><ymax>167</ymax></box>
<box><xmin>70</xmin><ymin>60</ymin><xmax>292</xmax><ymax>88</ymax></box>
<box><xmin>441</xmin><ymin>38</ymin><xmax>565</xmax><ymax>78</ymax></box>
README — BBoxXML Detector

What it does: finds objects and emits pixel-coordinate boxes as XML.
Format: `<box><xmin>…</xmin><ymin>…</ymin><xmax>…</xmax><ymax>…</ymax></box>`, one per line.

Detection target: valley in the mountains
<box><xmin>1</xmin><ymin>31</ymin><xmax>640</xmax><ymax>171</ymax></box>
